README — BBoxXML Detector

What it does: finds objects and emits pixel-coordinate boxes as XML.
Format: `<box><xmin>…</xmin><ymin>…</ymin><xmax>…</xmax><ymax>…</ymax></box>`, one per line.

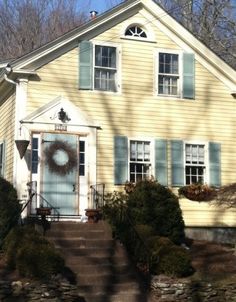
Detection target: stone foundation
<box><xmin>185</xmin><ymin>227</ymin><xmax>236</xmax><ymax>244</ymax></box>
<box><xmin>0</xmin><ymin>279</ymin><xmax>85</xmax><ymax>302</ymax></box>
<box><xmin>150</xmin><ymin>275</ymin><xmax>236</xmax><ymax>302</ymax></box>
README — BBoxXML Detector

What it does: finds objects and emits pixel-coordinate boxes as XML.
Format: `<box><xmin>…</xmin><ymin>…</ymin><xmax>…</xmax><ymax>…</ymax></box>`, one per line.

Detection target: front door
<box><xmin>41</xmin><ymin>133</ymin><xmax>79</xmax><ymax>215</ymax></box>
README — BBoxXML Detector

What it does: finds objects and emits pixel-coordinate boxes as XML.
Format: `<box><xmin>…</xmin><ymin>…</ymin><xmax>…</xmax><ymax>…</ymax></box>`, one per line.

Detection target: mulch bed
<box><xmin>190</xmin><ymin>240</ymin><xmax>236</xmax><ymax>281</ymax></box>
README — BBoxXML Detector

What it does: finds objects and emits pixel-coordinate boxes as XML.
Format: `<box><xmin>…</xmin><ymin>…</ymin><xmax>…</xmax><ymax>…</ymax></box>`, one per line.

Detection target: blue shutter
<box><xmin>79</xmin><ymin>41</ymin><xmax>93</xmax><ymax>89</ymax></box>
<box><xmin>155</xmin><ymin>139</ymin><xmax>168</xmax><ymax>186</ymax></box>
<box><xmin>114</xmin><ymin>136</ymin><xmax>128</xmax><ymax>185</ymax></box>
<box><xmin>171</xmin><ymin>140</ymin><xmax>184</xmax><ymax>186</ymax></box>
<box><xmin>209</xmin><ymin>142</ymin><xmax>221</xmax><ymax>187</ymax></box>
<box><xmin>183</xmin><ymin>53</ymin><xmax>195</xmax><ymax>99</ymax></box>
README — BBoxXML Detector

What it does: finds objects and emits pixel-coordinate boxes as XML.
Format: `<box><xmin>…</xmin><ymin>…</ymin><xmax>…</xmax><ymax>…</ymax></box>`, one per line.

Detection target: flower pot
<box><xmin>36</xmin><ymin>207</ymin><xmax>51</xmax><ymax>216</ymax></box>
<box><xmin>85</xmin><ymin>209</ymin><xmax>101</xmax><ymax>223</ymax></box>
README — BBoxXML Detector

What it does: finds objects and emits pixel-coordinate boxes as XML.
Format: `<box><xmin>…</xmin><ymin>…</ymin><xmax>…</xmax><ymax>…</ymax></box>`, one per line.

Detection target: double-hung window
<box><xmin>185</xmin><ymin>144</ymin><xmax>205</xmax><ymax>185</ymax></box>
<box><xmin>79</xmin><ymin>41</ymin><xmax>119</xmax><ymax>92</ymax></box>
<box><xmin>94</xmin><ymin>45</ymin><xmax>117</xmax><ymax>92</ymax></box>
<box><xmin>158</xmin><ymin>52</ymin><xmax>179</xmax><ymax>96</ymax></box>
<box><xmin>129</xmin><ymin>140</ymin><xmax>151</xmax><ymax>182</ymax></box>
<box><xmin>156</xmin><ymin>50</ymin><xmax>195</xmax><ymax>99</ymax></box>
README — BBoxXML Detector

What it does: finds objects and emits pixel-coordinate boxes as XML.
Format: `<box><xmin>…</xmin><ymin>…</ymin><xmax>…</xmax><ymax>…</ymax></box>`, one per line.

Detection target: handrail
<box><xmin>27</xmin><ymin>181</ymin><xmax>60</xmax><ymax>221</ymax></box>
<box><xmin>90</xmin><ymin>183</ymin><xmax>105</xmax><ymax>209</ymax></box>
<box><xmin>111</xmin><ymin>203</ymin><xmax>151</xmax><ymax>275</ymax></box>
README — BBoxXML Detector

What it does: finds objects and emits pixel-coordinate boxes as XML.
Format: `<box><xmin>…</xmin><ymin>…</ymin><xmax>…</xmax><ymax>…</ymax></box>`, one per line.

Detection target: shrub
<box><xmin>0</xmin><ymin>177</ymin><xmax>21</xmax><ymax>240</ymax></box>
<box><xmin>16</xmin><ymin>243</ymin><xmax>64</xmax><ymax>279</ymax></box>
<box><xmin>3</xmin><ymin>225</ymin><xmax>65</xmax><ymax>279</ymax></box>
<box><xmin>135</xmin><ymin>224</ymin><xmax>156</xmax><ymax>242</ymax></box>
<box><xmin>127</xmin><ymin>180</ymin><xmax>185</xmax><ymax>244</ymax></box>
<box><xmin>147</xmin><ymin>236</ymin><xmax>192</xmax><ymax>277</ymax></box>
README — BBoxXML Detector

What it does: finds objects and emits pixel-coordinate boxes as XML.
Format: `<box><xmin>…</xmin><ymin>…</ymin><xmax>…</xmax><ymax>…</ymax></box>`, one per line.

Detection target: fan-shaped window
<box><xmin>125</xmin><ymin>26</ymin><xmax>147</xmax><ymax>38</ymax></box>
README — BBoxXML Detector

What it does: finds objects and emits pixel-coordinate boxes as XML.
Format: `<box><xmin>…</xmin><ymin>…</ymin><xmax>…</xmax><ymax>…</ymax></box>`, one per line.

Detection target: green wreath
<box><xmin>44</xmin><ymin>140</ymin><xmax>77</xmax><ymax>176</ymax></box>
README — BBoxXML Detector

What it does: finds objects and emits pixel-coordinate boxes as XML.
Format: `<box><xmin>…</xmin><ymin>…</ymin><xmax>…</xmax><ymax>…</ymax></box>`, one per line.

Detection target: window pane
<box><xmin>80</xmin><ymin>141</ymin><xmax>85</xmax><ymax>152</ymax></box>
<box><xmin>32</xmin><ymin>138</ymin><xmax>38</xmax><ymax>149</ymax></box>
<box><xmin>95</xmin><ymin>46</ymin><xmax>116</xmax><ymax>68</ymax></box>
<box><xmin>79</xmin><ymin>165</ymin><xmax>85</xmax><ymax>176</ymax></box>
<box><xmin>95</xmin><ymin>69</ymin><xmax>116</xmax><ymax>91</ymax></box>
<box><xmin>80</xmin><ymin>153</ymin><xmax>85</xmax><ymax>164</ymax></box>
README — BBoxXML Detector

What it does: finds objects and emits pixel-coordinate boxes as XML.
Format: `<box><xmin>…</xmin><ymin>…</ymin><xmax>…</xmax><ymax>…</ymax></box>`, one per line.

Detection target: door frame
<box><xmin>30</xmin><ymin>131</ymin><xmax>89</xmax><ymax>216</ymax></box>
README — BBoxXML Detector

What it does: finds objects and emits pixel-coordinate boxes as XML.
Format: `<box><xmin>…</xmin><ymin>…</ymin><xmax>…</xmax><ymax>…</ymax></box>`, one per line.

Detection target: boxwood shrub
<box><xmin>3</xmin><ymin>225</ymin><xmax>65</xmax><ymax>279</ymax></box>
<box><xmin>0</xmin><ymin>177</ymin><xmax>21</xmax><ymax>242</ymax></box>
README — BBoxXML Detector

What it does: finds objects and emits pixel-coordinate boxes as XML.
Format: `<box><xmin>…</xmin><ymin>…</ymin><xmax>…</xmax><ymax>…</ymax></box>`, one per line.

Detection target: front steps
<box><xmin>45</xmin><ymin>221</ymin><xmax>149</xmax><ymax>302</ymax></box>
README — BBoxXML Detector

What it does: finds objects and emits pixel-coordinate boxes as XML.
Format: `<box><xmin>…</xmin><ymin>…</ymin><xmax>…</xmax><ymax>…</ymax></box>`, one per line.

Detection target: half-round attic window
<box><xmin>125</xmin><ymin>25</ymin><xmax>147</xmax><ymax>38</ymax></box>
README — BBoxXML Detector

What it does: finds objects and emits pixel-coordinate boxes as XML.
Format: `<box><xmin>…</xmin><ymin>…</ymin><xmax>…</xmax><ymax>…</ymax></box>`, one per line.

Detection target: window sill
<box><xmin>155</xmin><ymin>94</ymin><xmax>195</xmax><ymax>101</ymax></box>
<box><xmin>79</xmin><ymin>89</ymin><xmax>122</xmax><ymax>96</ymax></box>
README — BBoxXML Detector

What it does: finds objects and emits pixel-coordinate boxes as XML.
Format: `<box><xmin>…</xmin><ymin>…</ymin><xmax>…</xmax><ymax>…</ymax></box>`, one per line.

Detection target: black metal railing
<box><xmin>27</xmin><ymin>181</ymin><xmax>60</xmax><ymax>221</ymax></box>
<box><xmin>110</xmin><ymin>204</ymin><xmax>152</xmax><ymax>275</ymax></box>
<box><xmin>90</xmin><ymin>183</ymin><xmax>105</xmax><ymax>209</ymax></box>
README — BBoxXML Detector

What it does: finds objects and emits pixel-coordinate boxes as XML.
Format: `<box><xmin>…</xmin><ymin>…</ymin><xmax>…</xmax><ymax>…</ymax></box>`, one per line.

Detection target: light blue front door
<box><xmin>41</xmin><ymin>133</ymin><xmax>78</xmax><ymax>215</ymax></box>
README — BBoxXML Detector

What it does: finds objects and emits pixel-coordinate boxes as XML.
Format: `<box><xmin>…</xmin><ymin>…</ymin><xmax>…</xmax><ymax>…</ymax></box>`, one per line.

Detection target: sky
<box><xmin>77</xmin><ymin>0</ymin><xmax>123</xmax><ymax>16</ymax></box>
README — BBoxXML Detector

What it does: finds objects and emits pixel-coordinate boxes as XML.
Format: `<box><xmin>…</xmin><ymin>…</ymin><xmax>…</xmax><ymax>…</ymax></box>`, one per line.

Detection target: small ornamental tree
<box><xmin>126</xmin><ymin>179</ymin><xmax>185</xmax><ymax>245</ymax></box>
<box><xmin>0</xmin><ymin>177</ymin><xmax>21</xmax><ymax>241</ymax></box>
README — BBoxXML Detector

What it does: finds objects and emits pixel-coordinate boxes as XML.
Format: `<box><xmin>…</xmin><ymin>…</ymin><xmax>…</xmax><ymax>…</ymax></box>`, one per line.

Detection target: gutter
<box><xmin>1</xmin><ymin>64</ymin><xmax>37</xmax><ymax>86</ymax></box>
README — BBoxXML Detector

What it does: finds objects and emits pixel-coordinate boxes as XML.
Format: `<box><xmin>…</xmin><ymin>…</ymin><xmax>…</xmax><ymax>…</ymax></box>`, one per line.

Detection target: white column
<box><xmin>13</xmin><ymin>78</ymin><xmax>30</xmax><ymax>215</ymax></box>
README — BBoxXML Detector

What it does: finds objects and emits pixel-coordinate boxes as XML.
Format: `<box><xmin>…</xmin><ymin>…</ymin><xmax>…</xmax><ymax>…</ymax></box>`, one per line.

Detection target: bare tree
<box><xmin>214</xmin><ymin>183</ymin><xmax>236</xmax><ymax>208</ymax></box>
<box><xmin>0</xmin><ymin>0</ymin><xmax>87</xmax><ymax>61</ymax></box>
<box><xmin>155</xmin><ymin>0</ymin><xmax>236</xmax><ymax>69</ymax></box>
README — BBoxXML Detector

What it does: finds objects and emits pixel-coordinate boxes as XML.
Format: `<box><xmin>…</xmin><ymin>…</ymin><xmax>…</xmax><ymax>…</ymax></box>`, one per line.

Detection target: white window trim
<box><xmin>128</xmin><ymin>138</ymin><xmax>155</xmax><ymax>182</ymax></box>
<box><xmin>184</xmin><ymin>140</ymin><xmax>209</xmax><ymax>185</ymax></box>
<box><xmin>120</xmin><ymin>18</ymin><xmax>156</xmax><ymax>42</ymax></box>
<box><xmin>92</xmin><ymin>41</ymin><xmax>121</xmax><ymax>94</ymax></box>
<box><xmin>155</xmin><ymin>49</ymin><xmax>183</xmax><ymax>98</ymax></box>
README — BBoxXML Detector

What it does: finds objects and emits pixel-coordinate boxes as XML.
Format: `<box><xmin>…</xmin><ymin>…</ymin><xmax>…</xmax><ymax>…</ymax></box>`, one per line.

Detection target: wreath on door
<box><xmin>44</xmin><ymin>140</ymin><xmax>77</xmax><ymax>176</ymax></box>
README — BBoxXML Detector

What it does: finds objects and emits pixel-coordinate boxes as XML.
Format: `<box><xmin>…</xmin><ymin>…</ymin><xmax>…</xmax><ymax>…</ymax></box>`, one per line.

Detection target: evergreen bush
<box><xmin>0</xmin><ymin>177</ymin><xmax>21</xmax><ymax>239</ymax></box>
<box><xmin>147</xmin><ymin>235</ymin><xmax>192</xmax><ymax>277</ymax></box>
<box><xmin>103</xmin><ymin>180</ymin><xmax>192</xmax><ymax>277</ymax></box>
<box><xmin>127</xmin><ymin>180</ymin><xmax>185</xmax><ymax>244</ymax></box>
<box><xmin>3</xmin><ymin>226</ymin><xmax>65</xmax><ymax>279</ymax></box>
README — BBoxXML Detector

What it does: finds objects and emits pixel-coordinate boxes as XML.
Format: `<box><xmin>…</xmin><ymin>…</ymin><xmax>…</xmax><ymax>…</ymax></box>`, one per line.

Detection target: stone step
<box><xmin>48</xmin><ymin>221</ymin><xmax>111</xmax><ymax>232</ymax></box>
<box><xmin>65</xmin><ymin>263</ymin><xmax>132</xmax><ymax>275</ymax></box>
<box><xmin>75</xmin><ymin>273</ymin><xmax>139</xmax><ymax>289</ymax></box>
<box><xmin>82</xmin><ymin>293</ymin><xmax>148</xmax><ymax>302</ymax></box>
<box><xmin>56</xmin><ymin>246</ymin><xmax>116</xmax><ymax>258</ymax></box>
<box><xmin>46</xmin><ymin>229</ymin><xmax>108</xmax><ymax>239</ymax></box>
<box><xmin>49</xmin><ymin>238</ymin><xmax>114</xmax><ymax>248</ymax></box>
<box><xmin>45</xmin><ymin>221</ymin><xmax>147</xmax><ymax>301</ymax></box>
<box><xmin>63</xmin><ymin>255</ymin><xmax>130</xmax><ymax>266</ymax></box>
<box><xmin>77</xmin><ymin>283</ymin><xmax>142</xmax><ymax>295</ymax></box>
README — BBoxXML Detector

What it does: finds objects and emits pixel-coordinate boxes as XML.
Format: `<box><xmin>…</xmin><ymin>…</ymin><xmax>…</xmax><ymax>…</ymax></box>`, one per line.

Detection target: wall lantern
<box><xmin>15</xmin><ymin>139</ymin><xmax>30</xmax><ymax>159</ymax></box>
<box><xmin>58</xmin><ymin>108</ymin><xmax>70</xmax><ymax>123</ymax></box>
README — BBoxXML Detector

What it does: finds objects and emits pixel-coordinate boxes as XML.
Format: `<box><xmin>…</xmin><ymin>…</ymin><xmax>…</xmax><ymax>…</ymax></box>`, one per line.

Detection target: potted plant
<box><xmin>178</xmin><ymin>183</ymin><xmax>217</xmax><ymax>201</ymax></box>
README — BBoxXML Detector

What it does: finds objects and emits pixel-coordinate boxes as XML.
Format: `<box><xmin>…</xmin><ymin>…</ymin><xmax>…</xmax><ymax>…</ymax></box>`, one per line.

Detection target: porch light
<box><xmin>58</xmin><ymin>108</ymin><xmax>70</xmax><ymax>123</ymax></box>
<box><xmin>15</xmin><ymin>139</ymin><xmax>30</xmax><ymax>159</ymax></box>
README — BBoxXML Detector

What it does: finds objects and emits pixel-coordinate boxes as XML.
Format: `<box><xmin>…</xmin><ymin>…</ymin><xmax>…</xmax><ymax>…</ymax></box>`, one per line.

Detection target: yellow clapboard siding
<box><xmin>25</xmin><ymin>9</ymin><xmax>236</xmax><ymax>227</ymax></box>
<box><xmin>0</xmin><ymin>93</ymin><xmax>15</xmax><ymax>182</ymax></box>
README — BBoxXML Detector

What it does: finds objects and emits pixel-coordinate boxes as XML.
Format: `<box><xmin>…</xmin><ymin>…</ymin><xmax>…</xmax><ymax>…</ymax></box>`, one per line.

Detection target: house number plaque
<box><xmin>55</xmin><ymin>124</ymin><xmax>67</xmax><ymax>131</ymax></box>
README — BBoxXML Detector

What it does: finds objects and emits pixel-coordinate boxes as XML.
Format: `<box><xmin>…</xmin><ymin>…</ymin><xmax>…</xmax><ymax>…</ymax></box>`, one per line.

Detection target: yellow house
<box><xmin>0</xmin><ymin>0</ymin><xmax>235</xmax><ymax>239</ymax></box>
